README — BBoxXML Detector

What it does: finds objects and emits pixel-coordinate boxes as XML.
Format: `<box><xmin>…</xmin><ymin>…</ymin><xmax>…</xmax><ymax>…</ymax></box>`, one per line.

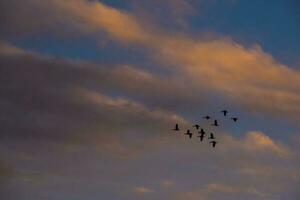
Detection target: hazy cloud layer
<box><xmin>1</xmin><ymin>1</ymin><xmax>300</xmax><ymax>199</ymax></box>
<box><xmin>1</xmin><ymin>41</ymin><xmax>299</xmax><ymax>199</ymax></box>
<box><xmin>3</xmin><ymin>0</ymin><xmax>298</xmax><ymax>120</ymax></box>
<box><xmin>0</xmin><ymin>42</ymin><xmax>186</xmax><ymax>149</ymax></box>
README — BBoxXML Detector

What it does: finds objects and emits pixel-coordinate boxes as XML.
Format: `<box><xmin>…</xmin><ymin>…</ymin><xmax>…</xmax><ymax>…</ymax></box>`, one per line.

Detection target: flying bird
<box><xmin>208</xmin><ymin>133</ymin><xmax>215</xmax><ymax>139</ymax></box>
<box><xmin>203</xmin><ymin>115</ymin><xmax>210</xmax><ymax>120</ymax></box>
<box><xmin>198</xmin><ymin>134</ymin><xmax>205</xmax><ymax>142</ymax></box>
<box><xmin>199</xmin><ymin>128</ymin><xmax>205</xmax><ymax>135</ymax></box>
<box><xmin>221</xmin><ymin>110</ymin><xmax>228</xmax><ymax>116</ymax></box>
<box><xmin>231</xmin><ymin>117</ymin><xmax>238</xmax><ymax>122</ymax></box>
<box><xmin>212</xmin><ymin>120</ymin><xmax>219</xmax><ymax>126</ymax></box>
<box><xmin>210</xmin><ymin>141</ymin><xmax>217</xmax><ymax>147</ymax></box>
<box><xmin>193</xmin><ymin>124</ymin><xmax>200</xmax><ymax>130</ymax></box>
<box><xmin>185</xmin><ymin>129</ymin><xmax>193</xmax><ymax>139</ymax></box>
<box><xmin>173</xmin><ymin>123</ymin><xmax>180</xmax><ymax>131</ymax></box>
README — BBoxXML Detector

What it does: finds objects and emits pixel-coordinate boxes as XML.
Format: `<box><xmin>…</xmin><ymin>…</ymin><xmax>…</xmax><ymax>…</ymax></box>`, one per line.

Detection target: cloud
<box><xmin>243</xmin><ymin>131</ymin><xmax>291</xmax><ymax>157</ymax></box>
<box><xmin>158</xmin><ymin>131</ymin><xmax>297</xmax><ymax>199</ymax></box>
<box><xmin>155</xmin><ymin>37</ymin><xmax>300</xmax><ymax>121</ymax></box>
<box><xmin>27</xmin><ymin>0</ymin><xmax>300</xmax><ymax>120</ymax></box>
<box><xmin>0</xmin><ymin>40</ymin><xmax>297</xmax><ymax>197</ymax></box>
<box><xmin>3</xmin><ymin>0</ymin><xmax>300</xmax><ymax>122</ymax></box>
<box><xmin>0</xmin><ymin>42</ymin><xmax>190</xmax><ymax>158</ymax></box>
<box><xmin>206</xmin><ymin>183</ymin><xmax>241</xmax><ymax>194</ymax></box>
<box><xmin>0</xmin><ymin>41</ymin><xmax>26</xmax><ymax>55</ymax></box>
<box><xmin>0</xmin><ymin>159</ymin><xmax>16</xmax><ymax>199</ymax></box>
<box><xmin>177</xmin><ymin>182</ymin><xmax>272</xmax><ymax>200</ymax></box>
<box><xmin>56</xmin><ymin>0</ymin><xmax>149</xmax><ymax>43</ymax></box>
<box><xmin>220</xmin><ymin>131</ymin><xmax>291</xmax><ymax>158</ymax></box>
<box><xmin>161</xmin><ymin>180</ymin><xmax>175</xmax><ymax>188</ymax></box>
<box><xmin>2</xmin><ymin>0</ymin><xmax>300</xmax><ymax>121</ymax></box>
<box><xmin>131</xmin><ymin>0</ymin><xmax>194</xmax><ymax>29</ymax></box>
<box><xmin>133</xmin><ymin>186</ymin><xmax>154</xmax><ymax>194</ymax></box>
<box><xmin>1</xmin><ymin>2</ymin><xmax>300</xmax><ymax>199</ymax></box>
<box><xmin>0</xmin><ymin>160</ymin><xmax>14</xmax><ymax>185</ymax></box>
<box><xmin>0</xmin><ymin>0</ymin><xmax>150</xmax><ymax>43</ymax></box>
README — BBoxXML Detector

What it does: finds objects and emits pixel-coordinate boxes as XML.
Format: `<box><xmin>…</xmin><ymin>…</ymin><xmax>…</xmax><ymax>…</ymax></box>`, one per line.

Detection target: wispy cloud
<box><xmin>220</xmin><ymin>131</ymin><xmax>291</xmax><ymax>158</ymax></box>
<box><xmin>177</xmin><ymin>182</ymin><xmax>272</xmax><ymax>200</ymax></box>
<box><xmin>2</xmin><ymin>0</ymin><xmax>300</xmax><ymax>121</ymax></box>
<box><xmin>0</xmin><ymin>42</ymin><xmax>186</xmax><ymax>155</ymax></box>
<box><xmin>133</xmin><ymin>186</ymin><xmax>154</xmax><ymax>194</ymax></box>
<box><xmin>0</xmin><ymin>41</ymin><xmax>26</xmax><ymax>55</ymax></box>
<box><xmin>161</xmin><ymin>180</ymin><xmax>175</xmax><ymax>188</ymax></box>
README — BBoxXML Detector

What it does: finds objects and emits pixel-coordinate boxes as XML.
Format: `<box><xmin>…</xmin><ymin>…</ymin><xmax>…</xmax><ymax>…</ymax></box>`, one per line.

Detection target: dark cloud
<box><xmin>0</xmin><ymin>160</ymin><xmax>14</xmax><ymax>184</ymax></box>
<box><xmin>0</xmin><ymin>0</ymin><xmax>56</xmax><ymax>36</ymax></box>
<box><xmin>1</xmin><ymin>46</ymin><xmax>299</xmax><ymax>197</ymax></box>
<box><xmin>0</xmin><ymin>44</ymin><xmax>187</xmax><ymax>147</ymax></box>
<box><xmin>0</xmin><ymin>0</ymin><xmax>88</xmax><ymax>37</ymax></box>
<box><xmin>0</xmin><ymin>158</ymin><xmax>15</xmax><ymax>199</ymax></box>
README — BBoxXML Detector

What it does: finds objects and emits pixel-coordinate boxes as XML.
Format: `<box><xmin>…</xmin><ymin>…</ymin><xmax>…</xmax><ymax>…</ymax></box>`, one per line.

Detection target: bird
<box><xmin>203</xmin><ymin>115</ymin><xmax>210</xmax><ymax>120</ymax></box>
<box><xmin>208</xmin><ymin>133</ymin><xmax>215</xmax><ymax>139</ymax></box>
<box><xmin>173</xmin><ymin>123</ymin><xmax>180</xmax><ymax>131</ymax></box>
<box><xmin>199</xmin><ymin>128</ymin><xmax>205</xmax><ymax>135</ymax></box>
<box><xmin>185</xmin><ymin>129</ymin><xmax>193</xmax><ymax>139</ymax></box>
<box><xmin>198</xmin><ymin>134</ymin><xmax>205</xmax><ymax>141</ymax></box>
<box><xmin>193</xmin><ymin>124</ymin><xmax>200</xmax><ymax>130</ymax></box>
<box><xmin>210</xmin><ymin>141</ymin><xmax>217</xmax><ymax>147</ymax></box>
<box><xmin>212</xmin><ymin>120</ymin><xmax>219</xmax><ymax>126</ymax></box>
<box><xmin>221</xmin><ymin>110</ymin><xmax>228</xmax><ymax>116</ymax></box>
<box><xmin>231</xmin><ymin>117</ymin><xmax>238</xmax><ymax>122</ymax></box>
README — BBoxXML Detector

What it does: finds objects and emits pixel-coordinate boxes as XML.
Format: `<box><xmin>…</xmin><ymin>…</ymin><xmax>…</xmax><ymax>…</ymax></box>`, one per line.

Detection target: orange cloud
<box><xmin>78</xmin><ymin>88</ymin><xmax>186</xmax><ymax>125</ymax></box>
<box><xmin>243</xmin><ymin>131</ymin><xmax>290</xmax><ymax>157</ymax></box>
<box><xmin>133</xmin><ymin>186</ymin><xmax>154</xmax><ymax>194</ymax></box>
<box><xmin>0</xmin><ymin>41</ymin><xmax>26</xmax><ymax>55</ymax></box>
<box><xmin>161</xmin><ymin>180</ymin><xmax>175</xmax><ymax>188</ymax></box>
<box><xmin>45</xmin><ymin>0</ymin><xmax>300</xmax><ymax>120</ymax></box>
<box><xmin>221</xmin><ymin>131</ymin><xmax>291</xmax><ymax>158</ymax></box>
<box><xmin>55</xmin><ymin>0</ymin><xmax>150</xmax><ymax>43</ymax></box>
<box><xmin>178</xmin><ymin>182</ymin><xmax>270</xmax><ymax>200</ymax></box>
<box><xmin>158</xmin><ymin>37</ymin><xmax>300</xmax><ymax>119</ymax></box>
<box><xmin>2</xmin><ymin>0</ymin><xmax>300</xmax><ymax>120</ymax></box>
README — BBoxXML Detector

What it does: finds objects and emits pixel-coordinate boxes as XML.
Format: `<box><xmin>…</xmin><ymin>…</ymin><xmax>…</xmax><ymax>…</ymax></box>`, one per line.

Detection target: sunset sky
<box><xmin>1</xmin><ymin>0</ymin><xmax>300</xmax><ymax>199</ymax></box>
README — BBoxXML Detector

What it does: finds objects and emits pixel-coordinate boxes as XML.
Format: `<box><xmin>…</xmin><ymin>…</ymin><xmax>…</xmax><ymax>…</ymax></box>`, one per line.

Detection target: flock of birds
<box><xmin>172</xmin><ymin>110</ymin><xmax>238</xmax><ymax>148</ymax></box>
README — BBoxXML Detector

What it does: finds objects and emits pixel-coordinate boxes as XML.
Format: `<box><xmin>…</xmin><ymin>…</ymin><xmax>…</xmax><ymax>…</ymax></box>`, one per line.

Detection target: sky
<box><xmin>0</xmin><ymin>0</ymin><xmax>300</xmax><ymax>199</ymax></box>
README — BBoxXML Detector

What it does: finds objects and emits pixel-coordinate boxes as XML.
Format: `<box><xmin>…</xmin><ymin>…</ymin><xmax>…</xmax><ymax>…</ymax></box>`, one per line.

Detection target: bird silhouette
<box><xmin>173</xmin><ymin>123</ymin><xmax>180</xmax><ymax>131</ymax></box>
<box><xmin>221</xmin><ymin>110</ymin><xmax>228</xmax><ymax>116</ymax></box>
<box><xmin>193</xmin><ymin>124</ymin><xmax>200</xmax><ymax>130</ymax></box>
<box><xmin>208</xmin><ymin>133</ymin><xmax>215</xmax><ymax>139</ymax></box>
<box><xmin>231</xmin><ymin>117</ymin><xmax>238</xmax><ymax>122</ymax></box>
<box><xmin>210</xmin><ymin>141</ymin><xmax>217</xmax><ymax>147</ymax></box>
<box><xmin>199</xmin><ymin>128</ymin><xmax>205</xmax><ymax>135</ymax></box>
<box><xmin>203</xmin><ymin>115</ymin><xmax>210</xmax><ymax>120</ymax></box>
<box><xmin>198</xmin><ymin>134</ymin><xmax>205</xmax><ymax>142</ymax></box>
<box><xmin>212</xmin><ymin>120</ymin><xmax>219</xmax><ymax>126</ymax></box>
<box><xmin>185</xmin><ymin>129</ymin><xmax>193</xmax><ymax>139</ymax></box>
